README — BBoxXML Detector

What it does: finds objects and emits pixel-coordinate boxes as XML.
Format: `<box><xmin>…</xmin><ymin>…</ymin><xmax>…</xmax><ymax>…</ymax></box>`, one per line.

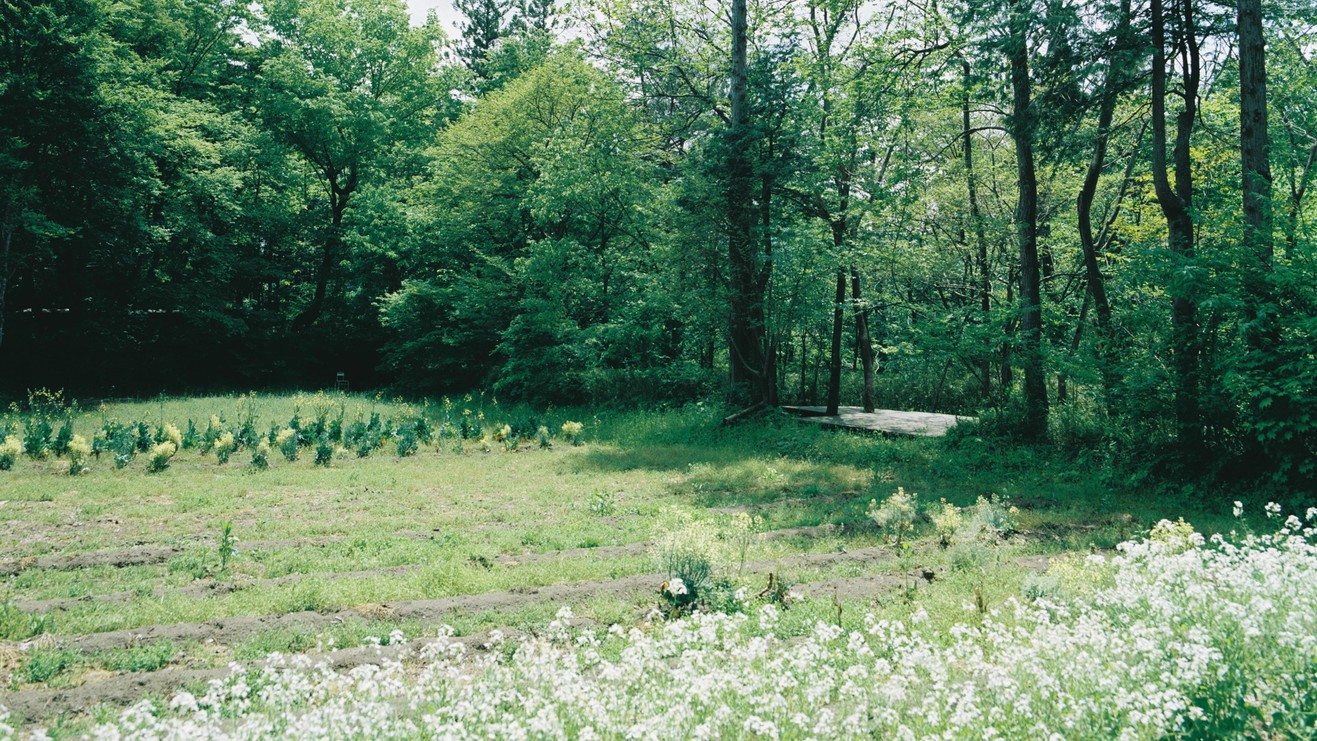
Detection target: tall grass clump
<box><xmin>70</xmin><ymin>508</ymin><xmax>1317</xmax><ymax>740</ymax></box>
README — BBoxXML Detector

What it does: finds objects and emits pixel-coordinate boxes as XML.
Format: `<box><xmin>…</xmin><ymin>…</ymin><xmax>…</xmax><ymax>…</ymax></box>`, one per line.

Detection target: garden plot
<box><xmin>0</xmin><ymin>397</ymin><xmax>1274</xmax><ymax>735</ymax></box>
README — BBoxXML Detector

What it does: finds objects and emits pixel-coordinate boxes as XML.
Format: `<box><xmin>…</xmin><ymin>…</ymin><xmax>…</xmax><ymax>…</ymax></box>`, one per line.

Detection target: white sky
<box><xmin>407</xmin><ymin>0</ymin><xmax>462</xmax><ymax>33</ymax></box>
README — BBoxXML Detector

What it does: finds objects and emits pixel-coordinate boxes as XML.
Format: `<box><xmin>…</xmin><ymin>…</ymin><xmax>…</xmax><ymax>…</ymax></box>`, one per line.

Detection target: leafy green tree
<box><xmin>256</xmin><ymin>0</ymin><xmax>451</xmax><ymax>329</ymax></box>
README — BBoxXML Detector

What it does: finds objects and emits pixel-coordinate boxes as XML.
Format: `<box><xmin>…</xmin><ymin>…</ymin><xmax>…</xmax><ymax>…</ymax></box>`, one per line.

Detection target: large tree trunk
<box><xmin>1150</xmin><ymin>0</ymin><xmax>1203</xmax><ymax>453</ymax></box>
<box><xmin>1076</xmin><ymin>0</ymin><xmax>1131</xmax><ymax>405</ymax></box>
<box><xmin>1007</xmin><ymin>0</ymin><xmax>1048</xmax><ymax>438</ymax></box>
<box><xmin>0</xmin><ymin>212</ymin><xmax>12</xmax><ymax>354</ymax></box>
<box><xmin>295</xmin><ymin>173</ymin><xmax>354</xmax><ymax>330</ymax></box>
<box><xmin>1238</xmin><ymin>0</ymin><xmax>1274</xmax><ymax>350</ymax></box>
<box><xmin>725</xmin><ymin>0</ymin><xmax>767</xmax><ymax>405</ymax></box>
<box><xmin>825</xmin><ymin>268</ymin><xmax>846</xmax><ymax>415</ymax></box>
<box><xmin>850</xmin><ymin>267</ymin><xmax>875</xmax><ymax>412</ymax></box>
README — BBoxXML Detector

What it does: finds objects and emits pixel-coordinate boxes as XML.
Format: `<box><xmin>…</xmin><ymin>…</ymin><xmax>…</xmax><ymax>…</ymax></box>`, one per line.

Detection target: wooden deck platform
<box><xmin>781</xmin><ymin>406</ymin><xmax>974</xmax><ymax>438</ymax></box>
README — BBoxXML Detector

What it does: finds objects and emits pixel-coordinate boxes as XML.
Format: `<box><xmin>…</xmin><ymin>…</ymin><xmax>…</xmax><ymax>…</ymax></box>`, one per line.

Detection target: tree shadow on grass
<box><xmin>573</xmin><ymin>444</ymin><xmax>873</xmax><ymax>512</ymax></box>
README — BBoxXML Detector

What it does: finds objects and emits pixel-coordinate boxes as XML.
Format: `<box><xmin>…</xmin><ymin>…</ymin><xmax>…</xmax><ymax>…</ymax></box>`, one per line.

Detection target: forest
<box><xmin>2</xmin><ymin>0</ymin><xmax>1315</xmax><ymax>486</ymax></box>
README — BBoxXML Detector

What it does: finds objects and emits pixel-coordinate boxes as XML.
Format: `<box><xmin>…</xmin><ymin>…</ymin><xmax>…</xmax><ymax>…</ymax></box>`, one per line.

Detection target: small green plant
<box><xmin>181</xmin><ymin>419</ymin><xmax>199</xmax><ymax>449</ymax></box>
<box><xmin>589</xmin><ymin>489</ymin><xmax>617</xmax><ymax>516</ymax></box>
<box><xmin>722</xmin><ymin>511</ymin><xmax>759</xmax><ymax>575</ymax></box>
<box><xmin>0</xmin><ymin>600</ymin><xmax>46</xmax><ymax>640</ymax></box>
<box><xmin>536</xmin><ymin>425</ymin><xmax>552</xmax><ymax>448</ymax></box>
<box><xmin>929</xmin><ymin>499</ymin><xmax>963</xmax><ymax>547</ymax></box>
<box><xmin>200</xmin><ymin>415</ymin><xmax>222</xmax><ymax>453</ymax></box>
<box><xmin>276</xmin><ymin>428</ymin><xmax>299</xmax><ymax>462</ymax></box>
<box><xmin>868</xmin><ymin>487</ymin><xmax>919</xmax><ymax>546</ymax></box>
<box><xmin>0</xmin><ymin>436</ymin><xmax>21</xmax><ymax>470</ymax></box>
<box><xmin>218</xmin><ymin>521</ymin><xmax>237</xmax><ymax>572</ymax></box>
<box><xmin>561</xmin><ymin>420</ymin><xmax>584</xmax><ymax>446</ymax></box>
<box><xmin>67</xmin><ymin>434</ymin><xmax>92</xmax><ymax>476</ymax></box>
<box><xmin>135</xmin><ymin>421</ymin><xmax>153</xmax><ymax>452</ymax></box>
<box><xmin>395</xmin><ymin>426</ymin><xmax>419</xmax><ymax>457</ymax></box>
<box><xmin>959</xmin><ymin>494</ymin><xmax>1019</xmax><ymax>544</ymax></box>
<box><xmin>214</xmin><ymin>432</ymin><xmax>237</xmax><ymax>465</ymax></box>
<box><xmin>17</xmin><ymin>646</ymin><xmax>76</xmax><ymax>685</ymax></box>
<box><xmin>500</xmin><ymin>425</ymin><xmax>519</xmax><ymax>452</ymax></box>
<box><xmin>23</xmin><ymin>417</ymin><xmax>52</xmax><ymax>460</ymax></box>
<box><xmin>250</xmin><ymin>440</ymin><xmax>271</xmax><ymax>470</ymax></box>
<box><xmin>146</xmin><ymin>441</ymin><xmax>177</xmax><ymax>473</ymax></box>
<box><xmin>162</xmin><ymin>422</ymin><xmax>183</xmax><ymax>450</ymax></box>
<box><xmin>51</xmin><ymin>420</ymin><xmax>74</xmax><ymax>457</ymax></box>
<box><xmin>314</xmin><ymin>438</ymin><xmax>334</xmax><ymax>466</ymax></box>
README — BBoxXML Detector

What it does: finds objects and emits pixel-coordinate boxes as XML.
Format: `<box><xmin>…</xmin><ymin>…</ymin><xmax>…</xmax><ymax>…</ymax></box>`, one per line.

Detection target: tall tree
<box><xmin>1238</xmin><ymin>0</ymin><xmax>1274</xmax><ymax>350</ymax></box>
<box><xmin>725</xmin><ymin>0</ymin><xmax>769</xmax><ymax>404</ymax></box>
<box><xmin>1006</xmin><ymin>0</ymin><xmax>1048</xmax><ymax>437</ymax></box>
<box><xmin>1149</xmin><ymin>0</ymin><xmax>1203</xmax><ymax>452</ymax></box>
<box><xmin>455</xmin><ymin>0</ymin><xmax>513</xmax><ymax>77</ymax></box>
<box><xmin>257</xmin><ymin>0</ymin><xmax>448</xmax><ymax>330</ymax></box>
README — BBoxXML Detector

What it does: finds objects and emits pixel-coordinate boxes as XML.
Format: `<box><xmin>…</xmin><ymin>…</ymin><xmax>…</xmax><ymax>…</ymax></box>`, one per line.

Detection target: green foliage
<box><xmin>213</xmin><ymin>432</ymin><xmax>237</xmax><ymax>465</ymax></box>
<box><xmin>218</xmin><ymin>521</ymin><xmax>237</xmax><ymax>573</ymax></box>
<box><xmin>867</xmin><ymin>487</ymin><xmax>919</xmax><ymax>546</ymax></box>
<box><xmin>146</xmin><ymin>441</ymin><xmax>177</xmax><ymax>473</ymax></box>
<box><xmin>250</xmin><ymin>440</ymin><xmax>271</xmax><ymax>470</ymax></box>
<box><xmin>0</xmin><ymin>601</ymin><xmax>46</xmax><ymax>641</ymax></box>
<box><xmin>0</xmin><ymin>436</ymin><xmax>21</xmax><ymax>470</ymax></box>
<box><xmin>314</xmin><ymin>438</ymin><xmax>334</xmax><ymax>466</ymax></box>
<box><xmin>67</xmin><ymin>434</ymin><xmax>92</xmax><ymax>475</ymax></box>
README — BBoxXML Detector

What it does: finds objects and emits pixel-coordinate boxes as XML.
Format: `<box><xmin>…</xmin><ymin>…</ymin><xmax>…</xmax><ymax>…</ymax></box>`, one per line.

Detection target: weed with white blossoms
<box><xmin>48</xmin><ymin>508</ymin><xmax>1317</xmax><ymax>740</ymax></box>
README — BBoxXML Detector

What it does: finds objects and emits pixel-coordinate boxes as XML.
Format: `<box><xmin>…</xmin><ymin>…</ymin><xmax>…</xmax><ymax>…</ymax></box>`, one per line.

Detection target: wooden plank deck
<box><xmin>781</xmin><ymin>406</ymin><xmax>974</xmax><ymax>438</ymax></box>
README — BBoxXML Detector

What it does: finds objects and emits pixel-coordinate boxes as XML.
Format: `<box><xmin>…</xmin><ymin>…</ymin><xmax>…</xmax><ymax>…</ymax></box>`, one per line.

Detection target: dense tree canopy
<box><xmin>1</xmin><ymin>0</ymin><xmax>1315</xmax><ymax>485</ymax></box>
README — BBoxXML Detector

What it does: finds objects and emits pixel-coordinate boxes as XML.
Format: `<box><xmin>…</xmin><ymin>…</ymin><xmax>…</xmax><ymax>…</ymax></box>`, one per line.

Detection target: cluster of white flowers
<box><xmin>7</xmin><ymin>509</ymin><xmax>1317</xmax><ymax>740</ymax></box>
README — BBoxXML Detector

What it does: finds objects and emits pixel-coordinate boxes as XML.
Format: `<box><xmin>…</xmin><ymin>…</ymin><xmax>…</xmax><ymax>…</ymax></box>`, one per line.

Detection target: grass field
<box><xmin>0</xmin><ymin>394</ymin><xmax>1282</xmax><ymax>736</ymax></box>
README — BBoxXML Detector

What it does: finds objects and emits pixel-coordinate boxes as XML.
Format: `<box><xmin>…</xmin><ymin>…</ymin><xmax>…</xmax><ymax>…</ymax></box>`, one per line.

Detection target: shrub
<box><xmin>22</xmin><ymin>417</ymin><xmax>51</xmax><ymax>460</ymax></box>
<box><xmin>213</xmin><ymin>433</ymin><xmax>237</xmax><ymax>465</ymax></box>
<box><xmin>250</xmin><ymin>440</ymin><xmax>271</xmax><ymax>471</ymax></box>
<box><xmin>536</xmin><ymin>425</ymin><xmax>552</xmax><ymax>449</ymax></box>
<box><xmin>200</xmin><ymin>415</ymin><xmax>222</xmax><ymax>454</ymax></box>
<box><xmin>0</xmin><ymin>437</ymin><xmax>21</xmax><ymax>471</ymax></box>
<box><xmin>276</xmin><ymin>428</ymin><xmax>299</xmax><ymax>462</ymax></box>
<box><xmin>67</xmin><ymin>434</ymin><xmax>92</xmax><ymax>476</ymax></box>
<box><xmin>561</xmin><ymin>420</ymin><xmax>584</xmax><ymax>445</ymax></box>
<box><xmin>314</xmin><ymin>439</ymin><xmax>334</xmax><ymax>466</ymax></box>
<box><xmin>51</xmin><ymin>420</ymin><xmax>74</xmax><ymax>457</ymax></box>
<box><xmin>868</xmin><ymin>487</ymin><xmax>919</xmax><ymax>546</ymax></box>
<box><xmin>929</xmin><ymin>499</ymin><xmax>963</xmax><ymax>547</ymax></box>
<box><xmin>395</xmin><ymin>425</ymin><xmax>419</xmax><ymax>457</ymax></box>
<box><xmin>135</xmin><ymin>421</ymin><xmax>153</xmax><ymax>452</ymax></box>
<box><xmin>181</xmin><ymin>420</ymin><xmax>199</xmax><ymax>449</ymax></box>
<box><xmin>147</xmin><ymin>442</ymin><xmax>177</xmax><ymax>473</ymax></box>
<box><xmin>162</xmin><ymin>423</ymin><xmax>183</xmax><ymax>451</ymax></box>
<box><xmin>960</xmin><ymin>494</ymin><xmax>1019</xmax><ymax>544</ymax></box>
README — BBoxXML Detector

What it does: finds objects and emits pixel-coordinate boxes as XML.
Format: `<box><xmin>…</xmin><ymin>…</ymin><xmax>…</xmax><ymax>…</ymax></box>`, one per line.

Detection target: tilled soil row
<box><xmin>44</xmin><ymin>545</ymin><xmax>899</xmax><ymax>653</ymax></box>
<box><xmin>0</xmin><ymin>530</ymin><xmax>457</xmax><ymax>577</ymax></box>
<box><xmin>4</xmin><ymin>554</ymin><xmax>1056</xmax><ymax>723</ymax></box>
<box><xmin>13</xmin><ymin>525</ymin><xmax>843</xmax><ymax>613</ymax></box>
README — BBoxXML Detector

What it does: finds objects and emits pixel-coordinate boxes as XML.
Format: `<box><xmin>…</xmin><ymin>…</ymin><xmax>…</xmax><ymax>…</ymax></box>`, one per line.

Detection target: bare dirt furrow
<box><xmin>48</xmin><ymin>545</ymin><xmax>898</xmax><ymax>652</ymax></box>
<box><xmin>4</xmin><ymin>553</ymin><xmax>1058</xmax><ymax>723</ymax></box>
<box><xmin>0</xmin><ymin>531</ymin><xmax>448</xmax><ymax>577</ymax></box>
<box><xmin>13</xmin><ymin>526</ymin><xmax>837</xmax><ymax>613</ymax></box>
